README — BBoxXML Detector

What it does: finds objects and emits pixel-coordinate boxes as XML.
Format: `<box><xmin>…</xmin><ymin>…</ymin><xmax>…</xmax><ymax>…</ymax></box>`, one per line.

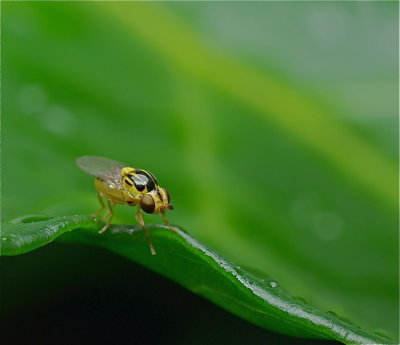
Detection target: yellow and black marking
<box><xmin>122</xmin><ymin>167</ymin><xmax>158</xmax><ymax>195</ymax></box>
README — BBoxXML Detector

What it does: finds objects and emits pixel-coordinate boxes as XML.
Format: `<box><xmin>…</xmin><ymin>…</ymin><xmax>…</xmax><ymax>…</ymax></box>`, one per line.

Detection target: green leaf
<box><xmin>1</xmin><ymin>215</ymin><xmax>394</xmax><ymax>345</ymax></box>
<box><xmin>3</xmin><ymin>1</ymin><xmax>397</xmax><ymax>344</ymax></box>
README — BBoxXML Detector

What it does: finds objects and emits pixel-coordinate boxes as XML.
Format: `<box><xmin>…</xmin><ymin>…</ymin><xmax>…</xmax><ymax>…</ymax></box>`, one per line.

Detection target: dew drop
<box><xmin>293</xmin><ymin>297</ymin><xmax>308</xmax><ymax>304</ymax></box>
<box><xmin>269</xmin><ymin>280</ymin><xmax>278</xmax><ymax>288</ymax></box>
<box><xmin>10</xmin><ymin>215</ymin><xmax>52</xmax><ymax>224</ymax></box>
<box><xmin>2</xmin><ymin>237</ymin><xmax>9</xmax><ymax>242</ymax></box>
<box><xmin>326</xmin><ymin>311</ymin><xmax>337</xmax><ymax>317</ymax></box>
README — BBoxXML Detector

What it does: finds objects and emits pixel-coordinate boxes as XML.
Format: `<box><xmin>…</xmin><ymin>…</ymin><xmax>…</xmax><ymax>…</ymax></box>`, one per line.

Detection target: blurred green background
<box><xmin>2</xmin><ymin>1</ymin><xmax>398</xmax><ymax>344</ymax></box>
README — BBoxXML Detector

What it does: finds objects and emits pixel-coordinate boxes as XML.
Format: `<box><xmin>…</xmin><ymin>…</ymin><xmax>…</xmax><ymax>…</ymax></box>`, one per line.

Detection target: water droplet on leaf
<box><xmin>326</xmin><ymin>311</ymin><xmax>337</xmax><ymax>317</ymax></box>
<box><xmin>293</xmin><ymin>297</ymin><xmax>308</xmax><ymax>304</ymax></box>
<box><xmin>269</xmin><ymin>280</ymin><xmax>278</xmax><ymax>288</ymax></box>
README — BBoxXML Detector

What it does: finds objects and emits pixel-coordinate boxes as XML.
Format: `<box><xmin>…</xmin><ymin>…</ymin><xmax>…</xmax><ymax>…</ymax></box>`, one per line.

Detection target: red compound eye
<box><xmin>140</xmin><ymin>194</ymin><xmax>155</xmax><ymax>214</ymax></box>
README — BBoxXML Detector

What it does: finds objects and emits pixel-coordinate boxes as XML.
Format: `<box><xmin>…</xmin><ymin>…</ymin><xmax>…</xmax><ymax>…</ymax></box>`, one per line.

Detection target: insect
<box><xmin>76</xmin><ymin>155</ymin><xmax>176</xmax><ymax>255</ymax></box>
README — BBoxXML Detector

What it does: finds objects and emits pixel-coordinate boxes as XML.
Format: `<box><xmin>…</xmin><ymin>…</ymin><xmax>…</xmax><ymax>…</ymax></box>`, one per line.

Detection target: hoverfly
<box><xmin>76</xmin><ymin>155</ymin><xmax>175</xmax><ymax>255</ymax></box>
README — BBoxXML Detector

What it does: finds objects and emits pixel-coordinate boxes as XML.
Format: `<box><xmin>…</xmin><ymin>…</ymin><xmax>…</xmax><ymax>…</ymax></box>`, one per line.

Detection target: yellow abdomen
<box><xmin>94</xmin><ymin>178</ymin><xmax>126</xmax><ymax>205</ymax></box>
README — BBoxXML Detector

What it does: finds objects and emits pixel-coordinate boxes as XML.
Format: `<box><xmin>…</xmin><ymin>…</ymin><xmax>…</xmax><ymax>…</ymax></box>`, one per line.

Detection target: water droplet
<box><xmin>10</xmin><ymin>215</ymin><xmax>51</xmax><ymax>224</ymax></box>
<box><xmin>293</xmin><ymin>297</ymin><xmax>308</xmax><ymax>304</ymax></box>
<box><xmin>2</xmin><ymin>237</ymin><xmax>9</xmax><ymax>242</ymax></box>
<box><xmin>325</xmin><ymin>311</ymin><xmax>355</xmax><ymax>325</ymax></box>
<box><xmin>269</xmin><ymin>280</ymin><xmax>278</xmax><ymax>288</ymax></box>
<box><xmin>326</xmin><ymin>311</ymin><xmax>337</xmax><ymax>317</ymax></box>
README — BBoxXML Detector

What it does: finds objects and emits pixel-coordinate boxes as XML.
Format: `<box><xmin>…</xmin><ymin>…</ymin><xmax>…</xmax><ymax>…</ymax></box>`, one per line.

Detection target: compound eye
<box><xmin>162</xmin><ymin>188</ymin><xmax>171</xmax><ymax>204</ymax></box>
<box><xmin>140</xmin><ymin>194</ymin><xmax>155</xmax><ymax>214</ymax></box>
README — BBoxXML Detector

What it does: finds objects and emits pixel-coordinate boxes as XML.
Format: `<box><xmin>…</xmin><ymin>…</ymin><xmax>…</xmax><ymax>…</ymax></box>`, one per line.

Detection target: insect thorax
<box><xmin>121</xmin><ymin>167</ymin><xmax>159</xmax><ymax>197</ymax></box>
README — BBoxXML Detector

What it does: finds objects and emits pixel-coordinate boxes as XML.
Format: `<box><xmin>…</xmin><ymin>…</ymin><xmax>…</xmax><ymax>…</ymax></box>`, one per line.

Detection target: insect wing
<box><xmin>76</xmin><ymin>156</ymin><xmax>126</xmax><ymax>189</ymax></box>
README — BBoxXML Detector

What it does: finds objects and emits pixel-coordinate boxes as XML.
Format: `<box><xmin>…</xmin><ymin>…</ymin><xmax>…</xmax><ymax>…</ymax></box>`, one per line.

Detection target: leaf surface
<box><xmin>1</xmin><ymin>215</ymin><xmax>394</xmax><ymax>345</ymax></box>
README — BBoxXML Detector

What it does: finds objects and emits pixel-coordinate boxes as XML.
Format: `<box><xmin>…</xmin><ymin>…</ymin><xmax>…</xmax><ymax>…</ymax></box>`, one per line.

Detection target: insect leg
<box><xmin>135</xmin><ymin>208</ymin><xmax>156</xmax><ymax>255</ymax></box>
<box><xmin>161</xmin><ymin>212</ymin><xmax>179</xmax><ymax>233</ymax></box>
<box><xmin>101</xmin><ymin>202</ymin><xmax>112</xmax><ymax>221</ymax></box>
<box><xmin>99</xmin><ymin>200</ymin><xmax>114</xmax><ymax>234</ymax></box>
<box><xmin>91</xmin><ymin>193</ymin><xmax>106</xmax><ymax>217</ymax></box>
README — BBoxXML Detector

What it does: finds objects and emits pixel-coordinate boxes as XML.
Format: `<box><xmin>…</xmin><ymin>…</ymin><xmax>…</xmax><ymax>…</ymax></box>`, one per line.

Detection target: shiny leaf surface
<box><xmin>1</xmin><ymin>215</ymin><xmax>393</xmax><ymax>345</ymax></box>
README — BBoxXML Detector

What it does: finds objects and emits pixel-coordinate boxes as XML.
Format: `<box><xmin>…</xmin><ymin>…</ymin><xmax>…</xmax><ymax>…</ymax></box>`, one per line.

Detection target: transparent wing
<box><xmin>76</xmin><ymin>156</ymin><xmax>127</xmax><ymax>190</ymax></box>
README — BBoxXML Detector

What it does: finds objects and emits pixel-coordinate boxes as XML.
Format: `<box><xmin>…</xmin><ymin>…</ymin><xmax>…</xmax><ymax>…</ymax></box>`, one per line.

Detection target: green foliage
<box><xmin>2</xmin><ymin>1</ymin><xmax>398</xmax><ymax>344</ymax></box>
<box><xmin>1</xmin><ymin>215</ymin><xmax>394</xmax><ymax>345</ymax></box>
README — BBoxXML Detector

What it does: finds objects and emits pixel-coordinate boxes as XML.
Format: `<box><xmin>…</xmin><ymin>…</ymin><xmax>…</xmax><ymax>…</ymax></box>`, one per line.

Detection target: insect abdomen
<box><xmin>94</xmin><ymin>178</ymin><xmax>125</xmax><ymax>204</ymax></box>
